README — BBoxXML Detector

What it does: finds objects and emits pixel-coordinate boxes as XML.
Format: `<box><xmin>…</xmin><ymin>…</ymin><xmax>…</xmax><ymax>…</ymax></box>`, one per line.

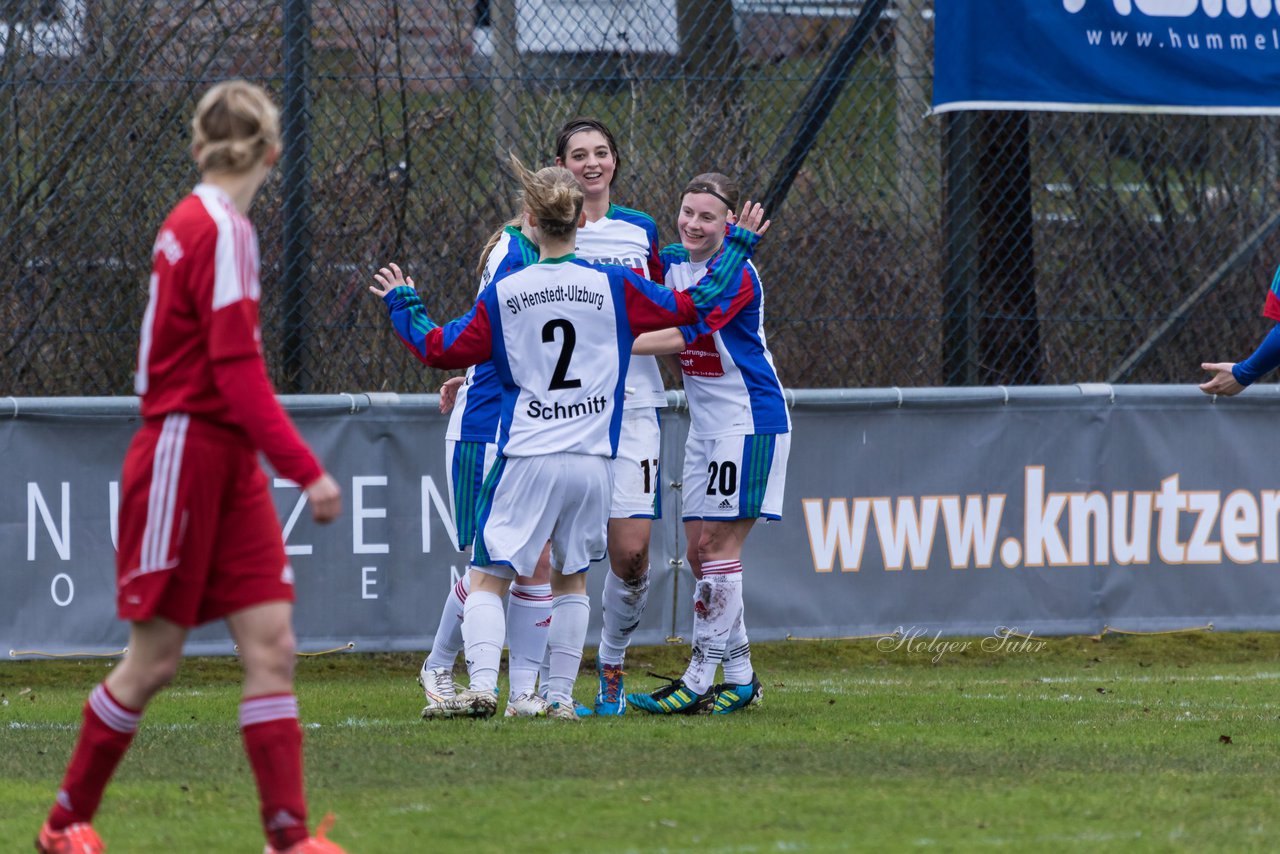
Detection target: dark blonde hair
<box><xmin>192</xmin><ymin>80</ymin><xmax>281</xmax><ymax>174</ymax></box>
<box><xmin>683</xmin><ymin>172</ymin><xmax>739</xmax><ymax>212</ymax></box>
<box><xmin>510</xmin><ymin>154</ymin><xmax>583</xmax><ymax>240</ymax></box>
<box><xmin>476</xmin><ymin>215</ymin><xmax>524</xmax><ymax>279</ymax></box>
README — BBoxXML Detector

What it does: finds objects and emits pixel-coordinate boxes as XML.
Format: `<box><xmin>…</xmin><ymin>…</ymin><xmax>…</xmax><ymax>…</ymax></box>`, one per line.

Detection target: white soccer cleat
<box><xmin>546</xmin><ymin>700</ymin><xmax>581</xmax><ymax>721</ymax></box>
<box><xmin>441</xmin><ymin>688</ymin><xmax>499</xmax><ymax>719</ymax></box>
<box><xmin>504</xmin><ymin>690</ymin><xmax>551</xmax><ymax>718</ymax></box>
<box><xmin>418</xmin><ymin>665</ymin><xmax>459</xmax><ymax>719</ymax></box>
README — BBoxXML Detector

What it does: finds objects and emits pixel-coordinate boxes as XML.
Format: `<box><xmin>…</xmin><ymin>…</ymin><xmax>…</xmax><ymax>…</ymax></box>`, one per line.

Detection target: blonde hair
<box><xmin>192</xmin><ymin>80</ymin><xmax>281</xmax><ymax>174</ymax></box>
<box><xmin>476</xmin><ymin>216</ymin><xmax>524</xmax><ymax>279</ymax></box>
<box><xmin>510</xmin><ymin>154</ymin><xmax>582</xmax><ymax>240</ymax></box>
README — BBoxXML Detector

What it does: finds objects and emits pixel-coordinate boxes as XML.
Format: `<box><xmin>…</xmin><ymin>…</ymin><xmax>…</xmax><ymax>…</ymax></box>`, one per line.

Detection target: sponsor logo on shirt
<box><xmin>582</xmin><ymin>255</ymin><xmax>646</xmax><ymax>270</ymax></box>
<box><xmin>153</xmin><ymin>229</ymin><xmax>184</xmax><ymax>265</ymax></box>
<box><xmin>680</xmin><ymin>333</ymin><xmax>725</xmax><ymax>377</ymax></box>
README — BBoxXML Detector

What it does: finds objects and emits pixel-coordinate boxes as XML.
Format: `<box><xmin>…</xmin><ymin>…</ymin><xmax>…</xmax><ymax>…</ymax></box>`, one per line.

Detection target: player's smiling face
<box><xmin>557</xmin><ymin>130</ymin><xmax>615</xmax><ymax>198</ymax></box>
<box><xmin>678</xmin><ymin>192</ymin><xmax>729</xmax><ymax>263</ymax></box>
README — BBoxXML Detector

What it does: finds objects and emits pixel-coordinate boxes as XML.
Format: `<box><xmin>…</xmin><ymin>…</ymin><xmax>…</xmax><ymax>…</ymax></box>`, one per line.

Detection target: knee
<box><xmin>115</xmin><ymin>650</ymin><xmax>182</xmax><ymax>701</ymax></box>
<box><xmin>610</xmin><ymin>539</ymin><xmax>649</xmax><ymax>580</ymax></box>
<box><xmin>141</xmin><ymin>654</ymin><xmax>183</xmax><ymax>695</ymax></box>
<box><xmin>241</xmin><ymin>624</ymin><xmax>297</xmax><ymax>683</ymax></box>
<box><xmin>695</xmin><ymin>530</ymin><xmax>729</xmax><ymax>567</ymax></box>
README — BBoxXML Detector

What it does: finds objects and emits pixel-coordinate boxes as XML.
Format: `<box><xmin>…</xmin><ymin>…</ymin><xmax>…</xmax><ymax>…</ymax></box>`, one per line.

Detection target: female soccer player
<box><xmin>552</xmin><ymin>117</ymin><xmax>667</xmax><ymax>715</ymax></box>
<box><xmin>36</xmin><ymin>81</ymin><xmax>346</xmax><ymax>854</ymax></box>
<box><xmin>370</xmin><ymin>157</ymin><xmax>766</xmax><ymax>720</ymax></box>
<box><xmin>414</xmin><ymin>218</ymin><xmax>558</xmax><ymax>719</ymax></box>
<box><xmin>627</xmin><ymin>172</ymin><xmax>790</xmax><ymax>716</ymax></box>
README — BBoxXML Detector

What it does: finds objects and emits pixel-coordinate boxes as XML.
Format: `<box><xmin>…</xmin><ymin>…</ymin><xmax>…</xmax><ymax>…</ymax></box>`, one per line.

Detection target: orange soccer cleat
<box><xmin>265</xmin><ymin>814</ymin><xmax>348</xmax><ymax>854</ymax></box>
<box><xmin>36</xmin><ymin>821</ymin><xmax>105</xmax><ymax>854</ymax></box>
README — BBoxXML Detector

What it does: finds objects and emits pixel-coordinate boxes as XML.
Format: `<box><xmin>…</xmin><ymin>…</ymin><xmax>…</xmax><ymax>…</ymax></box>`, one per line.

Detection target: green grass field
<box><xmin>4</xmin><ymin>632</ymin><xmax>1280</xmax><ymax>852</ymax></box>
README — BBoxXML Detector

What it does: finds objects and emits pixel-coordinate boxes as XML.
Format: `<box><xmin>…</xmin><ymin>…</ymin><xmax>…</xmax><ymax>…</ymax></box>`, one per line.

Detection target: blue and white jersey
<box><xmin>662</xmin><ymin>245</ymin><xmax>790</xmax><ymax>440</ymax></box>
<box><xmin>445</xmin><ymin>226</ymin><xmax>538</xmax><ymax>442</ymax></box>
<box><xmin>381</xmin><ymin>226</ymin><xmax>762</xmax><ymax>458</ymax></box>
<box><xmin>573</xmin><ymin>205</ymin><xmax>667</xmax><ymax>410</ymax></box>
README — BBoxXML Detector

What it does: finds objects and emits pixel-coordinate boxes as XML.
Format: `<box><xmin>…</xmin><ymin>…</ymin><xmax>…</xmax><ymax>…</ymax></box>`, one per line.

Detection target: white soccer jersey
<box><xmin>573</xmin><ymin>206</ymin><xmax>667</xmax><ymax>410</ymax></box>
<box><xmin>663</xmin><ymin>253</ymin><xmax>790</xmax><ymax>440</ymax></box>
<box><xmin>383</xmin><ymin>226</ymin><xmax>763</xmax><ymax>457</ymax></box>
<box><xmin>491</xmin><ymin>259</ymin><xmax>624</xmax><ymax>456</ymax></box>
<box><xmin>446</xmin><ymin>227</ymin><xmax>537</xmax><ymax>442</ymax></box>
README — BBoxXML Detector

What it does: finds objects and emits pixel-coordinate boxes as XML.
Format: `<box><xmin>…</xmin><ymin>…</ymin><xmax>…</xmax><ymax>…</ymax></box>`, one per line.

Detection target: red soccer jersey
<box><xmin>134</xmin><ymin>184</ymin><xmax>321</xmax><ymax>487</ymax></box>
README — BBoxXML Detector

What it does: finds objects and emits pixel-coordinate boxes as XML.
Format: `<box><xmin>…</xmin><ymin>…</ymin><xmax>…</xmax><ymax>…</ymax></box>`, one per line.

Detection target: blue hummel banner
<box><xmin>933</xmin><ymin>0</ymin><xmax>1280</xmax><ymax>114</ymax></box>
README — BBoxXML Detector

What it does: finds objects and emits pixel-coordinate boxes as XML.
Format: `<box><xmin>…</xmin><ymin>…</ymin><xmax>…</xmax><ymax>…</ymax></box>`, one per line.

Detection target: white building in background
<box><xmin>0</xmin><ymin>0</ymin><xmax>87</xmax><ymax>58</ymax></box>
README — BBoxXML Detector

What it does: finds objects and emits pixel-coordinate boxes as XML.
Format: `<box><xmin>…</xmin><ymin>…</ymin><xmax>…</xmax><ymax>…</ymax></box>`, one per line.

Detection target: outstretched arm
<box><xmin>1200</xmin><ymin>323</ymin><xmax>1280</xmax><ymax>396</ymax></box>
<box><xmin>370</xmin><ymin>262</ymin><xmax>494</xmax><ymax>369</ymax></box>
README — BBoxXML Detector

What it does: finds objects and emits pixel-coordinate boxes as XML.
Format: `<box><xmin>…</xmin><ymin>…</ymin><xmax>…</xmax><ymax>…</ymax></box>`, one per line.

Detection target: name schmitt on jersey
<box><xmin>504</xmin><ymin>283</ymin><xmax>605</xmax><ymax>314</ymax></box>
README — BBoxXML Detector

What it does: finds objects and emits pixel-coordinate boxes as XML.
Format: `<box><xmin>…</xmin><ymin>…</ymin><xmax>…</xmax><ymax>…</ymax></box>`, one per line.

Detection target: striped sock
<box><xmin>48</xmin><ymin>683</ymin><xmax>142</xmax><ymax>830</ymax></box>
<box><xmin>425</xmin><ymin>572</ymin><xmax>470</xmax><ymax>671</ymax></box>
<box><xmin>506</xmin><ymin>582</ymin><xmax>552</xmax><ymax>697</ymax></box>
<box><xmin>682</xmin><ymin>560</ymin><xmax>743</xmax><ymax>693</ymax></box>
<box><xmin>241</xmin><ymin>693</ymin><xmax>308</xmax><ymax>851</ymax></box>
<box><xmin>721</xmin><ymin>606</ymin><xmax>754</xmax><ymax>684</ymax></box>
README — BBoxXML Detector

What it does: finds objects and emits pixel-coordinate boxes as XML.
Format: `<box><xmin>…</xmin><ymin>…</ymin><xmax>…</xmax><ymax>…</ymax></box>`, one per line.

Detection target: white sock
<box><xmin>681</xmin><ymin>561</ymin><xmax>742</xmax><ymax>693</ymax></box>
<box><xmin>598</xmin><ymin>569</ymin><xmax>650</xmax><ymax>667</ymax></box>
<box><xmin>544</xmin><ymin>593</ymin><xmax>590</xmax><ymax>705</ymax></box>
<box><xmin>425</xmin><ymin>573</ymin><xmax>469</xmax><ymax>671</ymax></box>
<box><xmin>538</xmin><ymin>645</ymin><xmax>551</xmax><ymax>699</ymax></box>
<box><xmin>721</xmin><ymin>604</ymin><xmax>754</xmax><ymax>684</ymax></box>
<box><xmin>506</xmin><ymin>582</ymin><xmax>551</xmax><ymax>697</ymax></box>
<box><xmin>462</xmin><ymin>589</ymin><xmax>505</xmax><ymax>694</ymax></box>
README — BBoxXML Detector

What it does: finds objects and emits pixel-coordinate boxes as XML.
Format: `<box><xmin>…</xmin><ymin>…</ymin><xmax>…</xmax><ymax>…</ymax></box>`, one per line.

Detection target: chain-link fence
<box><xmin>3</xmin><ymin>0</ymin><xmax>1278</xmax><ymax>395</ymax></box>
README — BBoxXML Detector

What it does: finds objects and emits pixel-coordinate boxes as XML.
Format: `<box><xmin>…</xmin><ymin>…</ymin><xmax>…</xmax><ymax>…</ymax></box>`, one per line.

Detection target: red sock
<box><xmin>47</xmin><ymin>683</ymin><xmax>142</xmax><ymax>830</ymax></box>
<box><xmin>241</xmin><ymin>693</ymin><xmax>309</xmax><ymax>851</ymax></box>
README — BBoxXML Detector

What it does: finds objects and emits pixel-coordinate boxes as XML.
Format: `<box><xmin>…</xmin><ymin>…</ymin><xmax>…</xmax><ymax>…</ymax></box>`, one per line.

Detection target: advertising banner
<box><xmin>933</xmin><ymin>1</ymin><xmax>1280</xmax><ymax>114</ymax></box>
<box><xmin>4</xmin><ymin>387</ymin><xmax>1280</xmax><ymax>659</ymax></box>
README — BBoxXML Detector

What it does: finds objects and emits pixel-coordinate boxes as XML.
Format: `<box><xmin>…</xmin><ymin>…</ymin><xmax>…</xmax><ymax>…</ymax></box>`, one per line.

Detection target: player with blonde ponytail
<box><xmin>37</xmin><ymin>80</ymin><xmax>347</xmax><ymax>854</ymax></box>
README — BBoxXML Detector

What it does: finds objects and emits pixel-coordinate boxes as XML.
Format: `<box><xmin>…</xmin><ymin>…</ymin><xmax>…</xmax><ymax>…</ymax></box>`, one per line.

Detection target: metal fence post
<box><xmin>943</xmin><ymin>111</ymin><xmax>976</xmax><ymax>386</ymax></box>
<box><xmin>282</xmin><ymin>0</ymin><xmax>313</xmax><ymax>394</ymax></box>
<box><xmin>490</xmin><ymin>0</ymin><xmax>519</xmax><ymax>173</ymax></box>
<box><xmin>761</xmin><ymin>0</ymin><xmax>889</xmax><ymax>215</ymax></box>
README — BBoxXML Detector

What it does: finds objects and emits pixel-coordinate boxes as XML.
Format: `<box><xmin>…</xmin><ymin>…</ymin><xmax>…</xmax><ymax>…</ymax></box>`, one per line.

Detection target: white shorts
<box><xmin>611</xmin><ymin>407</ymin><xmax>661</xmax><ymax>519</ymax></box>
<box><xmin>682</xmin><ymin>432</ymin><xmax>790</xmax><ymax>521</ymax></box>
<box><xmin>445</xmin><ymin>439</ymin><xmax>499</xmax><ymax>551</ymax></box>
<box><xmin>472</xmin><ymin>453</ymin><xmax>612</xmax><ymax>576</ymax></box>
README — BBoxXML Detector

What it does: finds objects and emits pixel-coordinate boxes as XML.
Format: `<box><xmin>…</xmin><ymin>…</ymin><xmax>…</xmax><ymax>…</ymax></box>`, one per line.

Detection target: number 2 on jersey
<box><xmin>542</xmin><ymin>319</ymin><xmax>581</xmax><ymax>390</ymax></box>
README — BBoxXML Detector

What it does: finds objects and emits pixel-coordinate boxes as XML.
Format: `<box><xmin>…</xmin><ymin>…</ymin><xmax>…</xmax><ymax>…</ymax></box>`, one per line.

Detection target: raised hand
<box><xmin>727</xmin><ymin>200</ymin><xmax>772</xmax><ymax>240</ymax></box>
<box><xmin>370</xmin><ymin>262</ymin><xmax>414</xmax><ymax>298</ymax></box>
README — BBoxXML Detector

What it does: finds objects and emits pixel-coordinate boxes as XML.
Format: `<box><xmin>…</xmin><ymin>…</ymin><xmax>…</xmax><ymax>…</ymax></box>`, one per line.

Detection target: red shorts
<box><xmin>117</xmin><ymin>414</ymin><xmax>294</xmax><ymax>627</ymax></box>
